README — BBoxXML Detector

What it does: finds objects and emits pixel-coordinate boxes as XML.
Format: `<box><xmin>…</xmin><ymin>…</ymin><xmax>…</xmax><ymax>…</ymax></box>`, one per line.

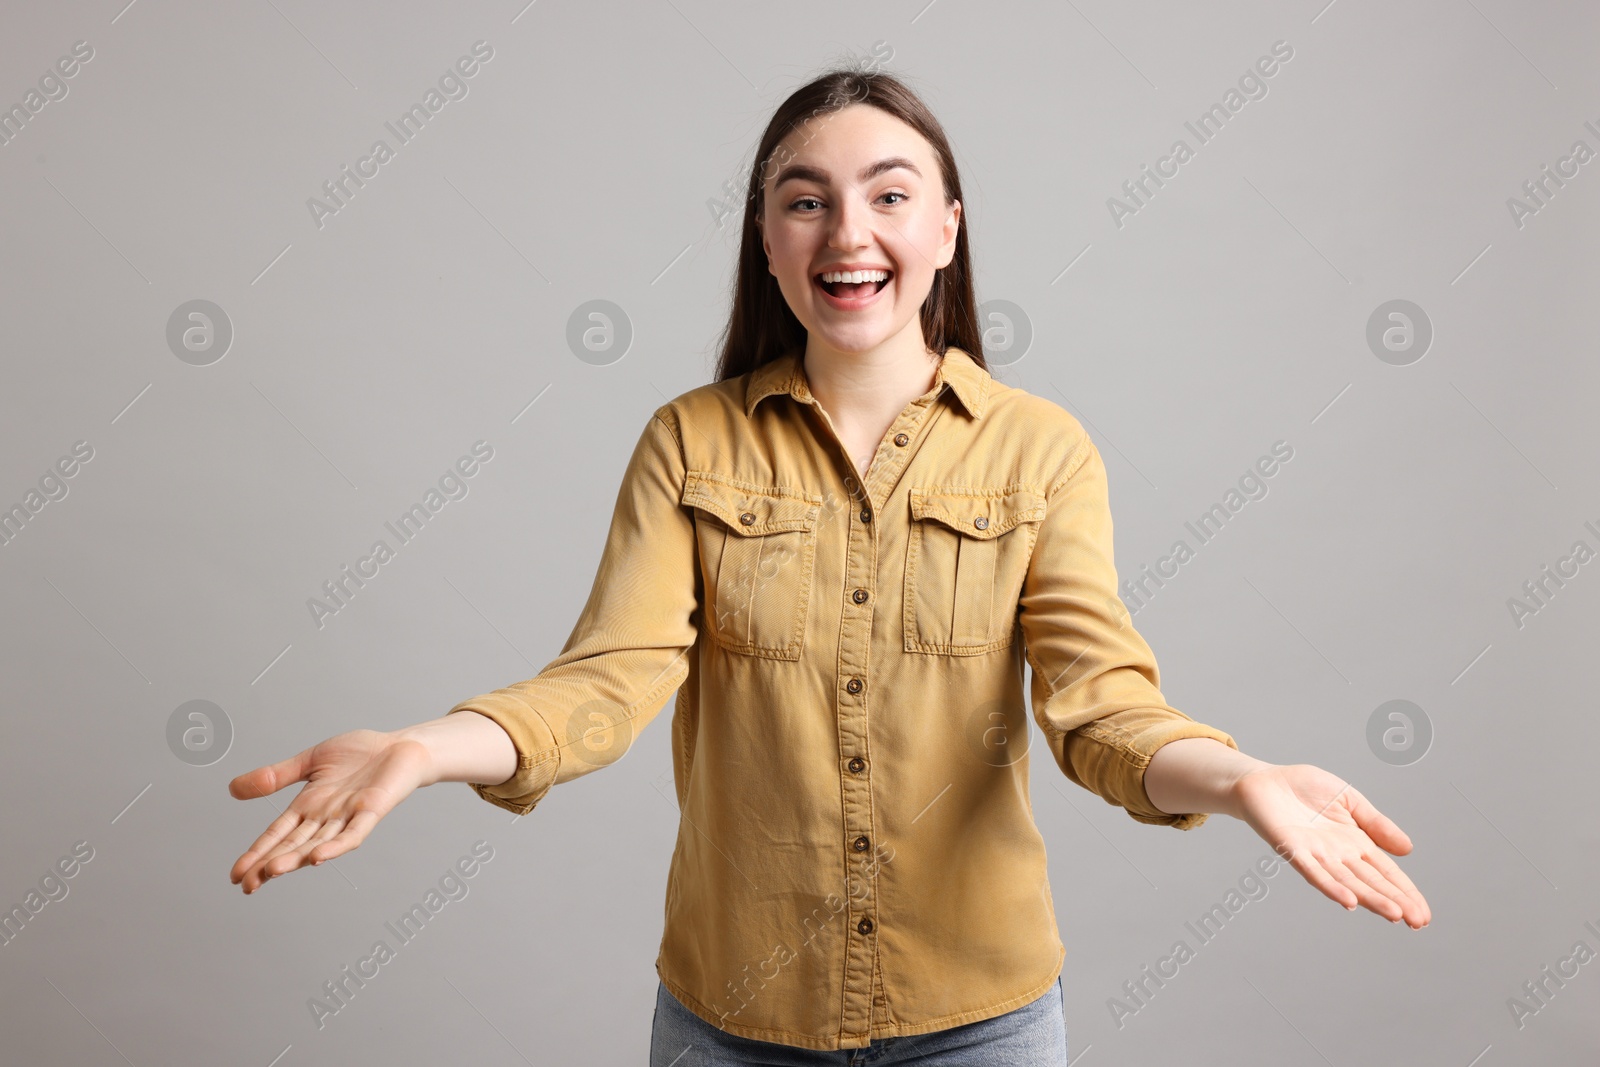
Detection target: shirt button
<box><xmin>846</xmin><ymin>678</ymin><xmax>863</xmax><ymax>694</ymax></box>
<box><xmin>893</xmin><ymin>433</ymin><xmax>909</xmax><ymax>447</ymax></box>
<box><xmin>859</xmin><ymin>508</ymin><xmax>871</xmax><ymax>523</ymax></box>
<box><xmin>973</xmin><ymin>515</ymin><xmax>989</xmax><ymax>530</ymax></box>
<box><xmin>739</xmin><ymin>511</ymin><xmax>756</xmax><ymax>526</ymax></box>
<box><xmin>848</xmin><ymin>757</ymin><xmax>866</xmax><ymax>773</ymax></box>
<box><xmin>852</xmin><ymin>835</ymin><xmax>870</xmax><ymax>852</ymax></box>
<box><xmin>852</xmin><ymin>588</ymin><xmax>869</xmax><ymax>604</ymax></box>
<box><xmin>857</xmin><ymin>917</ymin><xmax>874</xmax><ymax>934</ymax></box>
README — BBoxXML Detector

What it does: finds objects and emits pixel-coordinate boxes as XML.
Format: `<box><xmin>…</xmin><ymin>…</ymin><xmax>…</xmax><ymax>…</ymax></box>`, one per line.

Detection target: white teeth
<box><xmin>819</xmin><ymin>269</ymin><xmax>890</xmax><ymax>284</ymax></box>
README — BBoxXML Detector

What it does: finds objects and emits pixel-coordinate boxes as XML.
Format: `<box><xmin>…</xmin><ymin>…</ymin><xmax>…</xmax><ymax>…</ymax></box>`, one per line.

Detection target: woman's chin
<box><xmin>809</xmin><ymin>332</ymin><xmax>888</xmax><ymax>358</ymax></box>
<box><xmin>803</xmin><ymin>316</ymin><xmax>912</xmax><ymax>357</ymax></box>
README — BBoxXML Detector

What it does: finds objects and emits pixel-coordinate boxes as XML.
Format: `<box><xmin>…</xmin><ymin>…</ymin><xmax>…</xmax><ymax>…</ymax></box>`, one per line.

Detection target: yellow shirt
<box><xmin>446</xmin><ymin>344</ymin><xmax>1238</xmax><ymax>1051</ymax></box>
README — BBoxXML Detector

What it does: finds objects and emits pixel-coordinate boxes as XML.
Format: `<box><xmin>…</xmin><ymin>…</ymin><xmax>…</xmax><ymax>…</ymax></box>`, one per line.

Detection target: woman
<box><xmin>230</xmin><ymin>66</ymin><xmax>1430</xmax><ymax>1065</ymax></box>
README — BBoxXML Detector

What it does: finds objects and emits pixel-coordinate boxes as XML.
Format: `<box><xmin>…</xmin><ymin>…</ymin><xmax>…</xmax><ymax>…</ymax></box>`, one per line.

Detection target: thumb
<box><xmin>228</xmin><ymin>747</ymin><xmax>314</xmax><ymax>801</ymax></box>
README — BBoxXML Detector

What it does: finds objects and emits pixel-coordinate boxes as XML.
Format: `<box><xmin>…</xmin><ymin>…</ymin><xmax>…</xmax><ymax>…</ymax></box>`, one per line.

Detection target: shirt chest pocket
<box><xmin>904</xmin><ymin>484</ymin><xmax>1046</xmax><ymax>655</ymax></box>
<box><xmin>682</xmin><ymin>471</ymin><xmax>823</xmax><ymax>661</ymax></box>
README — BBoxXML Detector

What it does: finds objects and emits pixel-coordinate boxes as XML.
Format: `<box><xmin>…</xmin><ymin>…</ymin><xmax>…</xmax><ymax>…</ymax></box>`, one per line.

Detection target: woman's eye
<box><xmin>789</xmin><ymin>191</ymin><xmax>908</xmax><ymax>213</ymax></box>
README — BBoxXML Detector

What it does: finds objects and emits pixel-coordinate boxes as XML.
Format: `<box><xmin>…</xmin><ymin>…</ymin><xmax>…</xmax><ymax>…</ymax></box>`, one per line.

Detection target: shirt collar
<box><xmin>744</xmin><ymin>345</ymin><xmax>990</xmax><ymax>420</ymax></box>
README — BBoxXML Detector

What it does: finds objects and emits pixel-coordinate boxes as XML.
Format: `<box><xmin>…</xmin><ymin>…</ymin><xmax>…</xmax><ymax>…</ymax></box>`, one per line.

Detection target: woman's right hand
<box><xmin>228</xmin><ymin>729</ymin><xmax>431</xmax><ymax>894</ymax></box>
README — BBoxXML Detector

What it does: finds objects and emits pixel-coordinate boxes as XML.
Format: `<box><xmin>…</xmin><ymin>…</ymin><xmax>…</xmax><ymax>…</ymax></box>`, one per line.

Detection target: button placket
<box><xmin>836</xmin><ymin>427</ymin><xmax>888</xmax><ymax>1044</ymax></box>
<box><xmin>814</xmin><ymin>388</ymin><xmax>947</xmax><ymax>1044</ymax></box>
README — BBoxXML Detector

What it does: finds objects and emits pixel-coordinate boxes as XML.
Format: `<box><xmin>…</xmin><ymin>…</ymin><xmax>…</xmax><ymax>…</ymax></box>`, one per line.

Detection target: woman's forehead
<box><xmin>769</xmin><ymin>109</ymin><xmax>935</xmax><ymax>185</ymax></box>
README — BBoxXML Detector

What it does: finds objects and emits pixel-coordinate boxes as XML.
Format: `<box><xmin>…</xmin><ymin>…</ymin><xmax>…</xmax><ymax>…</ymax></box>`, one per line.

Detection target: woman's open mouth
<box><xmin>814</xmin><ymin>270</ymin><xmax>892</xmax><ymax>310</ymax></box>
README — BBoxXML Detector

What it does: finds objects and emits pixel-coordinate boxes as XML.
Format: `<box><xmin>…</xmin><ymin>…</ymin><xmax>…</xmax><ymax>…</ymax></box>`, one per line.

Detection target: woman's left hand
<box><xmin>1231</xmin><ymin>763</ymin><xmax>1431</xmax><ymax>929</ymax></box>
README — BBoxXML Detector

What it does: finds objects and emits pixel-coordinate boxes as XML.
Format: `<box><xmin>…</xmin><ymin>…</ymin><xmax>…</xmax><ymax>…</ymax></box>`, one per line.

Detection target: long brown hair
<box><xmin>712</xmin><ymin>66</ymin><xmax>986</xmax><ymax>383</ymax></box>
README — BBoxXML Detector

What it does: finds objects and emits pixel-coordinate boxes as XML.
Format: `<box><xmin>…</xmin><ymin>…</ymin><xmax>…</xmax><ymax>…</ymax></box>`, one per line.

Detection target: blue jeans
<box><xmin>649</xmin><ymin>976</ymin><xmax>1069</xmax><ymax>1066</ymax></box>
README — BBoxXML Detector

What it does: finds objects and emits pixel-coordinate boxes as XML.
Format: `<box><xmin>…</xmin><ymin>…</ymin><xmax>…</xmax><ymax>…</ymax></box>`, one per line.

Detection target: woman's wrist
<box><xmin>1144</xmin><ymin>737</ymin><xmax>1274</xmax><ymax>821</ymax></box>
<box><xmin>390</xmin><ymin>711</ymin><xmax>518</xmax><ymax>790</ymax></box>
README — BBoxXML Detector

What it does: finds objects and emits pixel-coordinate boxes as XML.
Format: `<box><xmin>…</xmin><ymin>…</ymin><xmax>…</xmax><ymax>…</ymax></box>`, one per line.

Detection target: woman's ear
<box><xmin>937</xmin><ymin>198</ymin><xmax>961</xmax><ymax>269</ymax></box>
<box><xmin>756</xmin><ymin>215</ymin><xmax>775</xmax><ymax>275</ymax></box>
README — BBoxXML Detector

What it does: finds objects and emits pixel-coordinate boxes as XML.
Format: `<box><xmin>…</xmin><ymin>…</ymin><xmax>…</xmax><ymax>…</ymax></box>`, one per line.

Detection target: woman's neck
<box><xmin>801</xmin><ymin>337</ymin><xmax>944</xmax><ymax>477</ymax></box>
<box><xmin>802</xmin><ymin>338</ymin><xmax>942</xmax><ymax>428</ymax></box>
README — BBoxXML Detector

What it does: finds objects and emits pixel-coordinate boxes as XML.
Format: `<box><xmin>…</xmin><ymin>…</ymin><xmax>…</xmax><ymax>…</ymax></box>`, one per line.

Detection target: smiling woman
<box><xmin>229</xmin><ymin>59</ymin><xmax>1431</xmax><ymax>1067</ymax></box>
<box><xmin>738</xmin><ymin>103</ymin><xmax>967</xmax><ymax>373</ymax></box>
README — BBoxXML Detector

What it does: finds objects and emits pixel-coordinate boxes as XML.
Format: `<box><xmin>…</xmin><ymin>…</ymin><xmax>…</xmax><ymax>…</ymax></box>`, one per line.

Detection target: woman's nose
<box><xmin>827</xmin><ymin>186</ymin><xmax>874</xmax><ymax>249</ymax></box>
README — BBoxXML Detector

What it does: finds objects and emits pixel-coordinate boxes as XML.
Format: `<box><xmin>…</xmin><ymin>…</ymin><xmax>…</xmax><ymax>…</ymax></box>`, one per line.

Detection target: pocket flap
<box><xmin>682</xmin><ymin>472</ymin><xmax>821</xmax><ymax>536</ymax></box>
<box><xmin>909</xmin><ymin>485</ymin><xmax>1045</xmax><ymax>539</ymax></box>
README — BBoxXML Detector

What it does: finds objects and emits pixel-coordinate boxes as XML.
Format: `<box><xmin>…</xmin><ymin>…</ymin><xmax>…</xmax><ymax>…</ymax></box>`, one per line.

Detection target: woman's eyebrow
<box><xmin>774</xmin><ymin>156</ymin><xmax>922</xmax><ymax>190</ymax></box>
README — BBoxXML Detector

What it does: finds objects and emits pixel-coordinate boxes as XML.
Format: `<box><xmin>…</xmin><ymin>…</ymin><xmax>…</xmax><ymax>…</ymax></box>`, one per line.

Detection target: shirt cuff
<box><xmin>1066</xmin><ymin>714</ymin><xmax>1239</xmax><ymax>830</ymax></box>
<box><xmin>445</xmin><ymin>694</ymin><xmax>562</xmax><ymax>816</ymax></box>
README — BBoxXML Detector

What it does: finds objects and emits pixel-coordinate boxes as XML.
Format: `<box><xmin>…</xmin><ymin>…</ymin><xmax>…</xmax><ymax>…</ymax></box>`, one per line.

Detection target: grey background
<box><xmin>1</xmin><ymin>0</ymin><xmax>1596</xmax><ymax>1063</ymax></box>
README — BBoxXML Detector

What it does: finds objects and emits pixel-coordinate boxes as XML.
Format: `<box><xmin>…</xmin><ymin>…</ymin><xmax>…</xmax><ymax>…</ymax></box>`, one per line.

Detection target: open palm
<box><xmin>1233</xmin><ymin>763</ymin><xmax>1431</xmax><ymax>929</ymax></box>
<box><xmin>228</xmin><ymin>729</ymin><xmax>430</xmax><ymax>894</ymax></box>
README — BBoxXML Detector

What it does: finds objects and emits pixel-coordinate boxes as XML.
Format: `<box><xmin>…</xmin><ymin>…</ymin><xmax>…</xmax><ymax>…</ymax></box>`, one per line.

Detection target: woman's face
<box><xmin>758</xmin><ymin>103</ymin><xmax>960</xmax><ymax>358</ymax></box>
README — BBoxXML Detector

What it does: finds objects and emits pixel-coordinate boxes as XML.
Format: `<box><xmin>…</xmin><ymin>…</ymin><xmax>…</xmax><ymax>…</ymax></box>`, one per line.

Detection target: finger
<box><xmin>1343</xmin><ymin>855</ymin><xmax>1409</xmax><ymax>921</ymax></box>
<box><xmin>1320</xmin><ymin>861</ymin><xmax>1368</xmax><ymax>911</ymax></box>
<box><xmin>238</xmin><ymin>819</ymin><xmax>326</xmax><ymax>895</ymax></box>
<box><xmin>1281</xmin><ymin>843</ymin><xmax>1360</xmax><ymax>910</ymax></box>
<box><xmin>1361</xmin><ymin>842</ymin><xmax>1425</xmax><ymax>903</ymax></box>
<box><xmin>257</xmin><ymin>811</ymin><xmax>361</xmax><ymax>888</ymax></box>
<box><xmin>1361</xmin><ymin>850</ymin><xmax>1431</xmax><ymax>927</ymax></box>
<box><xmin>1322</xmin><ymin>859</ymin><xmax>1405</xmax><ymax>919</ymax></box>
<box><xmin>229</xmin><ymin>748</ymin><xmax>315</xmax><ymax>802</ymax></box>
<box><xmin>1343</xmin><ymin>786</ymin><xmax>1412</xmax><ymax>855</ymax></box>
<box><xmin>256</xmin><ymin>818</ymin><xmax>349</xmax><ymax>887</ymax></box>
<box><xmin>245</xmin><ymin>850</ymin><xmax>306</xmax><ymax>894</ymax></box>
<box><xmin>301</xmin><ymin>817</ymin><xmax>348</xmax><ymax>864</ymax></box>
<box><xmin>248</xmin><ymin>818</ymin><xmax>327</xmax><ymax>890</ymax></box>
<box><xmin>231</xmin><ymin>808</ymin><xmax>305</xmax><ymax>884</ymax></box>
<box><xmin>309</xmin><ymin>808</ymin><xmax>382</xmax><ymax>866</ymax></box>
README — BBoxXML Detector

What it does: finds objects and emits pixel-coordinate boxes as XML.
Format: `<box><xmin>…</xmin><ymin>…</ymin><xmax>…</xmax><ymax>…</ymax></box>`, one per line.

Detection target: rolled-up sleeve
<box><xmin>446</xmin><ymin>406</ymin><xmax>700</xmax><ymax>815</ymax></box>
<box><xmin>1019</xmin><ymin>428</ymin><xmax>1237</xmax><ymax>830</ymax></box>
